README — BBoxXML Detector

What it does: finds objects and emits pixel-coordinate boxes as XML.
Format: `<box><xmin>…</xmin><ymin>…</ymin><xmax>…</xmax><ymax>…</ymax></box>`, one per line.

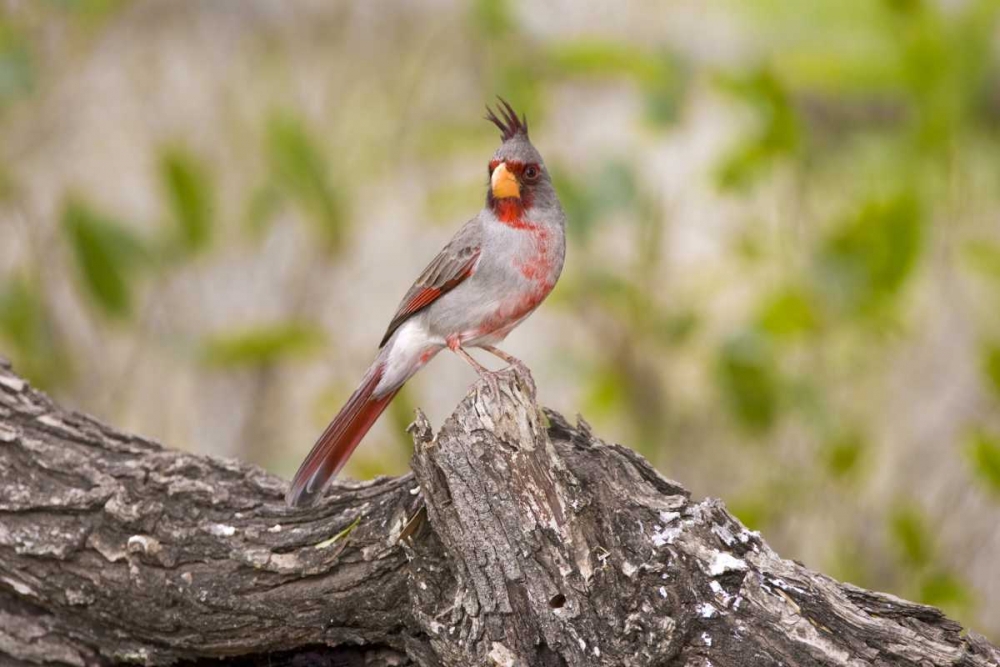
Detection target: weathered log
<box><xmin>0</xmin><ymin>356</ymin><xmax>997</xmax><ymax>666</ymax></box>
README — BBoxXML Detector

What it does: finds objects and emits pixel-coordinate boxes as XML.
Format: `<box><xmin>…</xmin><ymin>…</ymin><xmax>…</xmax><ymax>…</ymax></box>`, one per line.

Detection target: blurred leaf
<box><xmin>821</xmin><ymin>429</ymin><xmax>865</xmax><ymax>479</ymax></box>
<box><xmin>729</xmin><ymin>494</ymin><xmax>777</xmax><ymax>532</ymax></box>
<box><xmin>583</xmin><ymin>365</ymin><xmax>628</xmax><ymax>419</ymax></box>
<box><xmin>594</xmin><ymin>161</ymin><xmax>638</xmax><ymax>212</ymax></box>
<box><xmin>201</xmin><ymin>323</ymin><xmax>326</xmax><ymax>369</ymax></box>
<box><xmin>0</xmin><ymin>162</ymin><xmax>16</xmax><ymax>202</ymax></box>
<box><xmin>551</xmin><ymin>171</ymin><xmax>598</xmax><ymax>245</ymax></box>
<box><xmin>757</xmin><ymin>287</ymin><xmax>819</xmax><ymax>339</ymax></box>
<box><xmin>918</xmin><ymin>569</ymin><xmax>973</xmax><ymax>612</ymax></box>
<box><xmin>62</xmin><ymin>201</ymin><xmax>145</xmax><ymax>318</ymax></box>
<box><xmin>545</xmin><ymin>41</ymin><xmax>664</xmax><ymax>83</ymax></box>
<box><xmin>244</xmin><ymin>183</ymin><xmax>283</xmax><ymax>240</ymax></box>
<box><xmin>716</xmin><ymin>67</ymin><xmax>800</xmax><ymax>189</ymax></box>
<box><xmin>425</xmin><ymin>180</ymin><xmax>481</xmax><ymax>225</ymax></box>
<box><xmin>716</xmin><ymin>330</ymin><xmax>780</xmax><ymax>434</ymax></box>
<box><xmin>0</xmin><ymin>277</ymin><xmax>71</xmax><ymax>389</ymax></box>
<box><xmin>653</xmin><ymin>309</ymin><xmax>699</xmax><ymax>347</ymax></box>
<box><xmin>982</xmin><ymin>343</ymin><xmax>1000</xmax><ymax>401</ymax></box>
<box><xmin>543</xmin><ymin>43</ymin><xmax>688</xmax><ymax>128</ymax></box>
<box><xmin>45</xmin><ymin>0</ymin><xmax>129</xmax><ymax>20</ymax></box>
<box><xmin>0</xmin><ymin>23</ymin><xmax>33</xmax><ymax>107</ymax></box>
<box><xmin>815</xmin><ymin>194</ymin><xmax>922</xmax><ymax>315</ymax></box>
<box><xmin>889</xmin><ymin>504</ymin><xmax>932</xmax><ymax>569</ymax></box>
<box><xmin>160</xmin><ymin>147</ymin><xmax>213</xmax><ymax>254</ymax></box>
<box><xmin>553</xmin><ymin>161</ymin><xmax>639</xmax><ymax>246</ymax></box>
<box><xmin>267</xmin><ymin>113</ymin><xmax>347</xmax><ymax>253</ymax></box>
<box><xmin>471</xmin><ymin>0</ymin><xmax>514</xmax><ymax>39</ymax></box>
<box><xmin>965</xmin><ymin>430</ymin><xmax>1000</xmax><ymax>496</ymax></box>
<box><xmin>961</xmin><ymin>240</ymin><xmax>1000</xmax><ymax>284</ymax></box>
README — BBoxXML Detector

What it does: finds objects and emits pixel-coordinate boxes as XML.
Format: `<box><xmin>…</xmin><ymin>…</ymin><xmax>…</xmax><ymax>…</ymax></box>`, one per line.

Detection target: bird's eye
<box><xmin>524</xmin><ymin>165</ymin><xmax>540</xmax><ymax>181</ymax></box>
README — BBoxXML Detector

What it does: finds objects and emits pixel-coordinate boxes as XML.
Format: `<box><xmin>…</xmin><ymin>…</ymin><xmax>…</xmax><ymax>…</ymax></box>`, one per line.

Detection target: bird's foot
<box><xmin>450</xmin><ymin>344</ymin><xmax>503</xmax><ymax>395</ymax></box>
<box><xmin>480</xmin><ymin>345</ymin><xmax>535</xmax><ymax>396</ymax></box>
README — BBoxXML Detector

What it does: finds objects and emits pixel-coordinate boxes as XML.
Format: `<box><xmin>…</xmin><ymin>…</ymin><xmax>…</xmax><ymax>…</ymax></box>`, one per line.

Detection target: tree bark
<box><xmin>0</xmin><ymin>356</ymin><xmax>997</xmax><ymax>667</ymax></box>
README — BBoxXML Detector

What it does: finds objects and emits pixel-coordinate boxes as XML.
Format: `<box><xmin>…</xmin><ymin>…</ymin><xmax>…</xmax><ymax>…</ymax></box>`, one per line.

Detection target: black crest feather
<box><xmin>485</xmin><ymin>97</ymin><xmax>528</xmax><ymax>141</ymax></box>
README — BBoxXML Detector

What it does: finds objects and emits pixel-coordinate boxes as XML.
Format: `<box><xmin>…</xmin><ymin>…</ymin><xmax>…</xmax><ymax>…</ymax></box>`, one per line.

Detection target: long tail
<box><xmin>286</xmin><ymin>359</ymin><xmax>399</xmax><ymax>507</ymax></box>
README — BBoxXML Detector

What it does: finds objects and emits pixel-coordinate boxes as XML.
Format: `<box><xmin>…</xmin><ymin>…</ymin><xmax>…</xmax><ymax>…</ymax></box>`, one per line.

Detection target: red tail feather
<box><xmin>286</xmin><ymin>363</ymin><xmax>398</xmax><ymax>507</ymax></box>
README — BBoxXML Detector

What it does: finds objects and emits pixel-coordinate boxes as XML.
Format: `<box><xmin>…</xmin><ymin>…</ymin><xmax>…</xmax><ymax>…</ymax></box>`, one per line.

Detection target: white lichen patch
<box><xmin>65</xmin><ymin>587</ymin><xmax>95</xmax><ymax>606</ymax></box>
<box><xmin>206</xmin><ymin>523</ymin><xmax>236</xmax><ymax>537</ymax></box>
<box><xmin>0</xmin><ymin>424</ymin><xmax>18</xmax><ymax>442</ymax></box>
<box><xmin>711</xmin><ymin>523</ymin><xmax>736</xmax><ymax>547</ymax></box>
<box><xmin>622</xmin><ymin>560</ymin><xmax>638</xmax><ymax>577</ymax></box>
<box><xmin>651</xmin><ymin>525</ymin><xmax>681</xmax><ymax>547</ymax></box>
<box><xmin>0</xmin><ymin>374</ymin><xmax>25</xmax><ymax>392</ymax></box>
<box><xmin>267</xmin><ymin>524</ymin><xmax>282</xmax><ymax>533</ymax></box>
<box><xmin>708</xmin><ymin>551</ymin><xmax>747</xmax><ymax>576</ymax></box>
<box><xmin>488</xmin><ymin>641</ymin><xmax>518</xmax><ymax>667</ymax></box>
<box><xmin>2</xmin><ymin>575</ymin><xmax>35</xmax><ymax>597</ymax></box>
<box><xmin>659</xmin><ymin>510</ymin><xmax>680</xmax><ymax>524</ymax></box>
<box><xmin>698</xmin><ymin>602</ymin><xmax>718</xmax><ymax>618</ymax></box>
<box><xmin>36</xmin><ymin>414</ymin><xmax>68</xmax><ymax>430</ymax></box>
<box><xmin>658</xmin><ymin>586</ymin><xmax>667</xmax><ymax>599</ymax></box>
<box><xmin>702</xmin><ymin>631</ymin><xmax>713</xmax><ymax>647</ymax></box>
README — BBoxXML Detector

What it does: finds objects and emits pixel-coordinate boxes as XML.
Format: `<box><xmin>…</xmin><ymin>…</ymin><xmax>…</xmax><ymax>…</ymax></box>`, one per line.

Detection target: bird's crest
<box><xmin>485</xmin><ymin>97</ymin><xmax>528</xmax><ymax>141</ymax></box>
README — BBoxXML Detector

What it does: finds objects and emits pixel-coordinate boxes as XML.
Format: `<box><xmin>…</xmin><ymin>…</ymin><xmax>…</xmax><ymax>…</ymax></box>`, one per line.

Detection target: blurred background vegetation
<box><xmin>1</xmin><ymin>0</ymin><xmax>999</xmax><ymax>639</ymax></box>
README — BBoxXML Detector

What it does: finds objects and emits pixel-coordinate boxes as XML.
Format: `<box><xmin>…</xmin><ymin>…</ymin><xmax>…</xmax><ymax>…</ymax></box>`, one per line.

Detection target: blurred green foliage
<box><xmin>200</xmin><ymin>324</ymin><xmax>326</xmax><ymax>369</ymax></box>
<box><xmin>264</xmin><ymin>113</ymin><xmax>348</xmax><ymax>252</ymax></box>
<box><xmin>62</xmin><ymin>200</ymin><xmax>146</xmax><ymax>318</ymax></box>
<box><xmin>160</xmin><ymin>147</ymin><xmax>214</xmax><ymax>256</ymax></box>
<box><xmin>966</xmin><ymin>431</ymin><xmax>1000</xmax><ymax>497</ymax></box>
<box><xmin>0</xmin><ymin>278</ymin><xmax>71</xmax><ymax>389</ymax></box>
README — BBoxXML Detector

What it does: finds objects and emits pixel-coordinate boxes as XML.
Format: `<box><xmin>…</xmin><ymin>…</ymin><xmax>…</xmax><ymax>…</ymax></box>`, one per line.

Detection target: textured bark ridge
<box><xmin>0</xmin><ymin>357</ymin><xmax>997</xmax><ymax>667</ymax></box>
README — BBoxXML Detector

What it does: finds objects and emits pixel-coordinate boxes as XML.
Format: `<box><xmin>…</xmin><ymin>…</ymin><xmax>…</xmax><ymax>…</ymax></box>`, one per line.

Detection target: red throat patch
<box><xmin>493</xmin><ymin>199</ymin><xmax>528</xmax><ymax>225</ymax></box>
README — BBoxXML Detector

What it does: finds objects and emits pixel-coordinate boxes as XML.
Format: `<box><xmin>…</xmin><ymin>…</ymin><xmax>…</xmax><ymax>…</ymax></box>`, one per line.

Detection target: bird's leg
<box><xmin>479</xmin><ymin>345</ymin><xmax>527</xmax><ymax>370</ymax></box>
<box><xmin>448</xmin><ymin>336</ymin><xmax>502</xmax><ymax>396</ymax></box>
<box><xmin>451</xmin><ymin>345</ymin><xmax>491</xmax><ymax>377</ymax></box>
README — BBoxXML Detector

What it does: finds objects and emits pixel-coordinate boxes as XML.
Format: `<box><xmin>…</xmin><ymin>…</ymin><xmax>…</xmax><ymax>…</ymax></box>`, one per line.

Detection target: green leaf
<box><xmin>821</xmin><ymin>429</ymin><xmax>865</xmax><ymax>479</ymax></box>
<box><xmin>545</xmin><ymin>41</ymin><xmax>664</xmax><ymax>83</ymax></box>
<box><xmin>981</xmin><ymin>343</ymin><xmax>1000</xmax><ymax>400</ymax></box>
<box><xmin>0</xmin><ymin>23</ymin><xmax>34</xmax><ymax>107</ymax></box>
<box><xmin>0</xmin><ymin>277</ymin><xmax>72</xmax><ymax>389</ymax></box>
<box><xmin>313</xmin><ymin>516</ymin><xmax>361</xmax><ymax>549</ymax></box>
<box><xmin>471</xmin><ymin>0</ymin><xmax>514</xmax><ymax>38</ymax></box>
<box><xmin>715</xmin><ymin>67</ymin><xmax>800</xmax><ymax>189</ymax></box>
<box><xmin>889</xmin><ymin>504</ymin><xmax>932</xmax><ymax>569</ymax></box>
<box><xmin>757</xmin><ymin>287</ymin><xmax>819</xmax><ymax>339</ymax></box>
<box><xmin>266</xmin><ymin>113</ymin><xmax>347</xmax><ymax>252</ymax></box>
<box><xmin>965</xmin><ymin>429</ymin><xmax>1000</xmax><ymax>495</ymax></box>
<box><xmin>918</xmin><ymin>570</ymin><xmax>973</xmax><ymax>613</ymax></box>
<box><xmin>200</xmin><ymin>323</ymin><xmax>326</xmax><ymax>369</ymax></box>
<box><xmin>583</xmin><ymin>366</ymin><xmax>628</xmax><ymax>418</ymax></box>
<box><xmin>961</xmin><ymin>240</ymin><xmax>1000</xmax><ymax>283</ymax></box>
<box><xmin>716</xmin><ymin>330</ymin><xmax>780</xmax><ymax>434</ymax></box>
<box><xmin>815</xmin><ymin>194</ymin><xmax>923</xmax><ymax>315</ymax></box>
<box><xmin>160</xmin><ymin>147</ymin><xmax>213</xmax><ymax>254</ymax></box>
<box><xmin>62</xmin><ymin>200</ymin><xmax>144</xmax><ymax>318</ymax></box>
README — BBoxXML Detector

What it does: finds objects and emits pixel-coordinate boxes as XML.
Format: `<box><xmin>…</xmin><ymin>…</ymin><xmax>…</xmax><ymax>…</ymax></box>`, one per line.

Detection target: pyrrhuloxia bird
<box><xmin>286</xmin><ymin>99</ymin><xmax>566</xmax><ymax>507</ymax></box>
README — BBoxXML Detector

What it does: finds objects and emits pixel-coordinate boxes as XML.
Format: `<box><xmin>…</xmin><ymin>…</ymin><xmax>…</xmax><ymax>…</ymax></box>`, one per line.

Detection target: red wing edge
<box><xmin>379</xmin><ymin>248</ymin><xmax>481</xmax><ymax>347</ymax></box>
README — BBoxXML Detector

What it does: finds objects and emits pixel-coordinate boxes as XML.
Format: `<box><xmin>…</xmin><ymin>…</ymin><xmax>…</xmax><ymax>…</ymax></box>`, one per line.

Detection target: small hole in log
<box><xmin>549</xmin><ymin>593</ymin><xmax>566</xmax><ymax>609</ymax></box>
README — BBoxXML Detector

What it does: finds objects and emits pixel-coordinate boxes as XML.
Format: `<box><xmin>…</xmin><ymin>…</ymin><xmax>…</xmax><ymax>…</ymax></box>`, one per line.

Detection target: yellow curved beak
<box><xmin>491</xmin><ymin>162</ymin><xmax>520</xmax><ymax>199</ymax></box>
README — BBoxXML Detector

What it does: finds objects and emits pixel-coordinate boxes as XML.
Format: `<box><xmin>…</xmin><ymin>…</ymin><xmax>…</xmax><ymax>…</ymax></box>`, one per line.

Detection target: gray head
<box><xmin>484</xmin><ymin>99</ymin><xmax>559</xmax><ymax>218</ymax></box>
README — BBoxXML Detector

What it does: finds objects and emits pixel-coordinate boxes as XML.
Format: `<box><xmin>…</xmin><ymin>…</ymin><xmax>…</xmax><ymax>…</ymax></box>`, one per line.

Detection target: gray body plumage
<box><xmin>375</xmin><ymin>135</ymin><xmax>566</xmax><ymax>396</ymax></box>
